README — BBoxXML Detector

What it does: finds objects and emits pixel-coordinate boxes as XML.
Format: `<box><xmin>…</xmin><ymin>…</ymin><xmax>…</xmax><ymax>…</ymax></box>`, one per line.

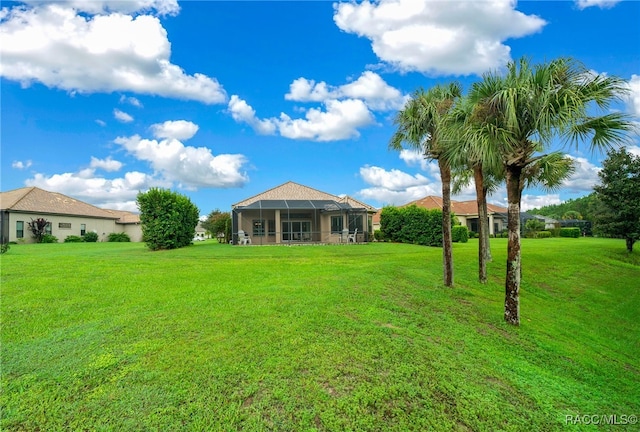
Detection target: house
<box><xmin>0</xmin><ymin>187</ymin><xmax>142</xmax><ymax>243</ymax></box>
<box><xmin>401</xmin><ymin>196</ymin><xmax>508</xmax><ymax>235</ymax></box>
<box><xmin>231</xmin><ymin>181</ymin><xmax>377</xmax><ymax>245</ymax></box>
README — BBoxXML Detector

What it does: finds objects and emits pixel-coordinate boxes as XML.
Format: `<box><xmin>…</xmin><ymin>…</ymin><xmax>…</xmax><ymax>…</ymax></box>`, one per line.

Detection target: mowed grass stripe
<box><xmin>1</xmin><ymin>239</ymin><xmax>638</xmax><ymax>431</ymax></box>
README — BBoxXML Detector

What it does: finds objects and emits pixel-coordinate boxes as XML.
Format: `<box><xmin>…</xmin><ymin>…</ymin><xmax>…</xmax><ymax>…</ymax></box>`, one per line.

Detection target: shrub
<box><xmin>1</xmin><ymin>243</ymin><xmax>9</xmax><ymax>254</ymax></box>
<box><xmin>379</xmin><ymin>205</ymin><xmax>445</xmax><ymax>246</ymax></box>
<box><xmin>560</xmin><ymin>227</ymin><xmax>581</xmax><ymax>238</ymax></box>
<box><xmin>108</xmin><ymin>232</ymin><xmax>131</xmax><ymax>242</ymax></box>
<box><xmin>137</xmin><ymin>188</ymin><xmax>200</xmax><ymax>251</ymax></box>
<box><xmin>469</xmin><ymin>231</ymin><xmax>478</xmax><ymax>239</ymax></box>
<box><xmin>373</xmin><ymin>230</ymin><xmax>383</xmax><ymax>241</ymax></box>
<box><xmin>452</xmin><ymin>226</ymin><xmax>469</xmax><ymax>243</ymax></box>
<box><xmin>41</xmin><ymin>234</ymin><xmax>58</xmax><ymax>243</ymax></box>
<box><xmin>64</xmin><ymin>235</ymin><xmax>84</xmax><ymax>243</ymax></box>
<box><xmin>537</xmin><ymin>231</ymin><xmax>552</xmax><ymax>238</ymax></box>
<box><xmin>83</xmin><ymin>232</ymin><xmax>99</xmax><ymax>242</ymax></box>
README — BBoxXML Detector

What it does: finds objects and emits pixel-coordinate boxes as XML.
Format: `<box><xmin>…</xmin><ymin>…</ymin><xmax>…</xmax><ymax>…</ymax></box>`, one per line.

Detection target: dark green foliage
<box><xmin>537</xmin><ymin>231</ymin><xmax>552</xmax><ymax>238</ymax></box>
<box><xmin>83</xmin><ymin>232</ymin><xmax>99</xmax><ymax>242</ymax></box>
<box><xmin>560</xmin><ymin>227</ymin><xmax>581</xmax><ymax>238</ymax></box>
<box><xmin>524</xmin><ymin>218</ymin><xmax>546</xmax><ymax>238</ymax></box>
<box><xmin>137</xmin><ymin>188</ymin><xmax>200</xmax><ymax>251</ymax></box>
<box><xmin>108</xmin><ymin>232</ymin><xmax>131</xmax><ymax>242</ymax></box>
<box><xmin>41</xmin><ymin>234</ymin><xmax>58</xmax><ymax>243</ymax></box>
<box><xmin>379</xmin><ymin>205</ymin><xmax>444</xmax><ymax>246</ymax></box>
<box><xmin>201</xmin><ymin>209</ymin><xmax>232</xmax><ymax>243</ymax></box>
<box><xmin>530</xmin><ymin>193</ymin><xmax>599</xmax><ymax>223</ymax></box>
<box><xmin>64</xmin><ymin>235</ymin><xmax>84</xmax><ymax>243</ymax></box>
<box><xmin>373</xmin><ymin>230</ymin><xmax>383</xmax><ymax>241</ymax></box>
<box><xmin>0</xmin><ymin>243</ymin><xmax>9</xmax><ymax>254</ymax></box>
<box><xmin>452</xmin><ymin>225</ymin><xmax>469</xmax><ymax>243</ymax></box>
<box><xmin>27</xmin><ymin>218</ymin><xmax>50</xmax><ymax>243</ymax></box>
<box><xmin>593</xmin><ymin>148</ymin><xmax>640</xmax><ymax>252</ymax></box>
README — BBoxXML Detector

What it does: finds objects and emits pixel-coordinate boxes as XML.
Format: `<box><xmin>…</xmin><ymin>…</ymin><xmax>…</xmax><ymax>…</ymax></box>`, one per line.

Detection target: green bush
<box><xmin>108</xmin><ymin>232</ymin><xmax>131</xmax><ymax>242</ymax></box>
<box><xmin>373</xmin><ymin>230</ymin><xmax>383</xmax><ymax>241</ymax></box>
<box><xmin>64</xmin><ymin>235</ymin><xmax>84</xmax><ymax>243</ymax></box>
<box><xmin>1</xmin><ymin>243</ymin><xmax>9</xmax><ymax>254</ymax></box>
<box><xmin>452</xmin><ymin>226</ymin><xmax>469</xmax><ymax>243</ymax></box>
<box><xmin>137</xmin><ymin>188</ymin><xmax>200</xmax><ymax>251</ymax></box>
<box><xmin>41</xmin><ymin>234</ymin><xmax>58</xmax><ymax>243</ymax></box>
<box><xmin>83</xmin><ymin>232</ymin><xmax>99</xmax><ymax>242</ymax></box>
<box><xmin>560</xmin><ymin>227</ymin><xmax>581</xmax><ymax>238</ymax></box>
<box><xmin>537</xmin><ymin>231</ymin><xmax>552</xmax><ymax>238</ymax></box>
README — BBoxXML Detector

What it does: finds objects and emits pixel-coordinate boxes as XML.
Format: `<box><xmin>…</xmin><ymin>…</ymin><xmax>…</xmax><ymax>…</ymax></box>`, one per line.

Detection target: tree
<box><xmin>137</xmin><ymin>188</ymin><xmax>200</xmax><ymax>251</ymax></box>
<box><xmin>464</xmin><ymin>57</ymin><xmax>632</xmax><ymax>325</ymax></box>
<box><xmin>28</xmin><ymin>218</ymin><xmax>50</xmax><ymax>243</ymax></box>
<box><xmin>593</xmin><ymin>148</ymin><xmax>640</xmax><ymax>252</ymax></box>
<box><xmin>390</xmin><ymin>83</ymin><xmax>462</xmax><ymax>287</ymax></box>
<box><xmin>202</xmin><ymin>209</ymin><xmax>232</xmax><ymax>243</ymax></box>
<box><xmin>524</xmin><ymin>218</ymin><xmax>545</xmax><ymax>236</ymax></box>
<box><xmin>562</xmin><ymin>210</ymin><xmax>583</xmax><ymax>220</ymax></box>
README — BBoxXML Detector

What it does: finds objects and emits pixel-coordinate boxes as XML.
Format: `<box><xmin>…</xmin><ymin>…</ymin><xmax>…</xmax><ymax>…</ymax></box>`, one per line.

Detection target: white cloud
<box><xmin>12</xmin><ymin>160</ymin><xmax>33</xmax><ymax>170</ymax></box>
<box><xmin>228</xmin><ymin>96</ymin><xmax>277</xmax><ymax>135</ymax></box>
<box><xmin>333</xmin><ymin>0</ymin><xmax>546</xmax><ymax>75</ymax></box>
<box><xmin>25</xmin><ymin>169</ymin><xmax>166</xmax><ymax>212</ymax></box>
<box><xmin>95</xmin><ymin>119</ymin><xmax>106</xmax><ymax>126</ymax></box>
<box><xmin>228</xmin><ymin>96</ymin><xmax>374</xmax><ymax>141</ymax></box>
<box><xmin>625</xmin><ymin>145</ymin><xmax>640</xmax><ymax>157</ymax></box>
<box><xmin>357</xmin><ymin>165</ymin><xmax>440</xmax><ymax>206</ymax></box>
<box><xmin>360</xmin><ymin>165</ymin><xmax>429</xmax><ymax>190</ymax></box>
<box><xmin>575</xmin><ymin>0</ymin><xmax>622</xmax><ymax>10</ymax></box>
<box><xmin>398</xmin><ymin>149</ymin><xmax>441</xmax><ymax>175</ymax></box>
<box><xmin>277</xmin><ymin>99</ymin><xmax>375</xmax><ymax>141</ymax></box>
<box><xmin>114</xmin><ymin>109</ymin><xmax>133</xmax><ymax>123</ymax></box>
<box><xmin>0</xmin><ymin>3</ymin><xmax>226</xmax><ymax>104</ymax></box>
<box><xmin>114</xmin><ymin>134</ymin><xmax>249</xmax><ymax>189</ymax></box>
<box><xmin>150</xmin><ymin>120</ymin><xmax>199</xmax><ymax>141</ymax></box>
<box><xmin>90</xmin><ymin>156</ymin><xmax>123</xmax><ymax>172</ymax></box>
<box><xmin>285</xmin><ymin>71</ymin><xmax>407</xmax><ymax>111</ymax></box>
<box><xmin>22</xmin><ymin>0</ymin><xmax>180</xmax><ymax>16</ymax></box>
<box><xmin>562</xmin><ymin>155</ymin><xmax>601</xmax><ymax>192</ymax></box>
<box><xmin>626</xmin><ymin>74</ymin><xmax>640</xmax><ymax>117</ymax></box>
<box><xmin>520</xmin><ymin>194</ymin><xmax>562</xmax><ymax>212</ymax></box>
<box><xmin>120</xmin><ymin>95</ymin><xmax>143</xmax><ymax>108</ymax></box>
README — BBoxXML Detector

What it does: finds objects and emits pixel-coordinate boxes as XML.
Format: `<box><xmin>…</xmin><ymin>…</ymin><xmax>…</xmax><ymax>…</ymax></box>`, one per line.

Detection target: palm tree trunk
<box><xmin>440</xmin><ymin>159</ymin><xmax>454</xmax><ymax>287</ymax></box>
<box><xmin>505</xmin><ymin>165</ymin><xmax>522</xmax><ymax>325</ymax></box>
<box><xmin>473</xmin><ymin>165</ymin><xmax>488</xmax><ymax>283</ymax></box>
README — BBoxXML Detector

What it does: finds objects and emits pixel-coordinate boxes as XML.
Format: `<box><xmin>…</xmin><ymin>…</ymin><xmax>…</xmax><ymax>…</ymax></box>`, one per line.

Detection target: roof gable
<box><xmin>0</xmin><ymin>187</ymin><xmax>118</xmax><ymax>219</ymax></box>
<box><xmin>401</xmin><ymin>195</ymin><xmax>507</xmax><ymax>215</ymax></box>
<box><xmin>234</xmin><ymin>181</ymin><xmax>340</xmax><ymax>207</ymax></box>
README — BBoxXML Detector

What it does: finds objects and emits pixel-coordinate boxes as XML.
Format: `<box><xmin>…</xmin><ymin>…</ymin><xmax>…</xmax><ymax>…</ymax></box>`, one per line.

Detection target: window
<box><xmin>45</xmin><ymin>223</ymin><xmax>52</xmax><ymax>235</ymax></box>
<box><xmin>268</xmin><ymin>220</ymin><xmax>276</xmax><ymax>236</ymax></box>
<box><xmin>331</xmin><ymin>216</ymin><xmax>343</xmax><ymax>234</ymax></box>
<box><xmin>16</xmin><ymin>221</ymin><xmax>24</xmax><ymax>238</ymax></box>
<box><xmin>80</xmin><ymin>224</ymin><xmax>86</xmax><ymax>236</ymax></box>
<box><xmin>59</xmin><ymin>222</ymin><xmax>71</xmax><ymax>229</ymax></box>
<box><xmin>348</xmin><ymin>214</ymin><xmax>363</xmax><ymax>233</ymax></box>
<box><xmin>252</xmin><ymin>219</ymin><xmax>265</xmax><ymax>236</ymax></box>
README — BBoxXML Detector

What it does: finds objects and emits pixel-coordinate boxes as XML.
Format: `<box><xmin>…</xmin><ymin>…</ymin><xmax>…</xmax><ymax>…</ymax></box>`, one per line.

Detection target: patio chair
<box><xmin>347</xmin><ymin>228</ymin><xmax>358</xmax><ymax>243</ymax></box>
<box><xmin>238</xmin><ymin>230</ymin><xmax>251</xmax><ymax>245</ymax></box>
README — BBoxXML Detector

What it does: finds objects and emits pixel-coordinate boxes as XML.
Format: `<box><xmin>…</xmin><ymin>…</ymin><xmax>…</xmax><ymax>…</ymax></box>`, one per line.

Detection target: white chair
<box><xmin>238</xmin><ymin>230</ymin><xmax>251</xmax><ymax>245</ymax></box>
<box><xmin>342</xmin><ymin>228</ymin><xmax>350</xmax><ymax>243</ymax></box>
<box><xmin>348</xmin><ymin>228</ymin><xmax>358</xmax><ymax>243</ymax></box>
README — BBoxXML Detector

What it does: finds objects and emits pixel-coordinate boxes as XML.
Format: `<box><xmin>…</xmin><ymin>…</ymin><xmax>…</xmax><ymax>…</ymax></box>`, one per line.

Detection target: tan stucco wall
<box><xmin>6</xmin><ymin>212</ymin><xmax>141</xmax><ymax>243</ymax></box>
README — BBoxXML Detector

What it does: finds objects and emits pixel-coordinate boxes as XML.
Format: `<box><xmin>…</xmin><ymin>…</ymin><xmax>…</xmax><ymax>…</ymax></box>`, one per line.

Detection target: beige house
<box><xmin>0</xmin><ymin>187</ymin><xmax>142</xmax><ymax>243</ymax></box>
<box><xmin>402</xmin><ymin>196</ymin><xmax>508</xmax><ymax>235</ymax></box>
<box><xmin>231</xmin><ymin>181</ymin><xmax>377</xmax><ymax>245</ymax></box>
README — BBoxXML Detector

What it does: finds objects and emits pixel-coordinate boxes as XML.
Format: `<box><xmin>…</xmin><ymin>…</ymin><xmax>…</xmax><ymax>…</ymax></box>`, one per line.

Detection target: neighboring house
<box><xmin>231</xmin><ymin>181</ymin><xmax>377</xmax><ymax>245</ymax></box>
<box><xmin>0</xmin><ymin>187</ymin><xmax>142</xmax><ymax>243</ymax></box>
<box><xmin>194</xmin><ymin>222</ymin><xmax>209</xmax><ymax>239</ymax></box>
<box><xmin>531</xmin><ymin>214</ymin><xmax>560</xmax><ymax>230</ymax></box>
<box><xmin>401</xmin><ymin>196</ymin><xmax>508</xmax><ymax>235</ymax></box>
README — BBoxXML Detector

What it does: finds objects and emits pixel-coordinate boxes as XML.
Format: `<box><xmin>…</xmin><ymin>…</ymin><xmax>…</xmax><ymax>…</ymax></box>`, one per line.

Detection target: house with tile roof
<box><xmin>231</xmin><ymin>181</ymin><xmax>377</xmax><ymax>245</ymax></box>
<box><xmin>0</xmin><ymin>187</ymin><xmax>142</xmax><ymax>243</ymax></box>
<box><xmin>402</xmin><ymin>196</ymin><xmax>508</xmax><ymax>235</ymax></box>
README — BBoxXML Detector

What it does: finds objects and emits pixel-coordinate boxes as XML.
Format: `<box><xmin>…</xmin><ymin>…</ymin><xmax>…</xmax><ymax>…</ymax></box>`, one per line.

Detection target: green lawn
<box><xmin>1</xmin><ymin>238</ymin><xmax>638</xmax><ymax>431</ymax></box>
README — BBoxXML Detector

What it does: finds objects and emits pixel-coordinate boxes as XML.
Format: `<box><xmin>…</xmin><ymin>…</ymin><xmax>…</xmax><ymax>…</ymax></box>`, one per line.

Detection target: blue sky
<box><xmin>2</xmin><ymin>0</ymin><xmax>639</xmax><ymax>216</ymax></box>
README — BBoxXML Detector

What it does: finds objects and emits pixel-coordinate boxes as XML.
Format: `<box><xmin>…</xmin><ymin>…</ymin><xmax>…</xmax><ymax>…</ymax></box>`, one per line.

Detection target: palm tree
<box><xmin>390</xmin><ymin>83</ymin><xmax>462</xmax><ymax>287</ymax></box>
<box><xmin>465</xmin><ymin>57</ymin><xmax>632</xmax><ymax>325</ymax></box>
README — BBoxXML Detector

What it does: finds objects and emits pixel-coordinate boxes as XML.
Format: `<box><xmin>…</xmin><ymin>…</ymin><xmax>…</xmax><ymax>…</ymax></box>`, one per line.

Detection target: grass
<box><xmin>1</xmin><ymin>238</ymin><xmax>638</xmax><ymax>431</ymax></box>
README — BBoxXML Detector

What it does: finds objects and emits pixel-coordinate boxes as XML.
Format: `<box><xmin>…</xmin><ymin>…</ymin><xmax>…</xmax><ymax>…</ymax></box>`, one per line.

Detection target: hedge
<box><xmin>452</xmin><ymin>225</ymin><xmax>469</xmax><ymax>243</ymax></box>
<box><xmin>560</xmin><ymin>227</ymin><xmax>581</xmax><ymax>238</ymax></box>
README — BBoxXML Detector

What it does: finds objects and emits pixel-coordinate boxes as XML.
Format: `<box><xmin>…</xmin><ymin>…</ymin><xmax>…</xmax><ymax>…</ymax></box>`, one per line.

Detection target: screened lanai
<box><xmin>231</xmin><ymin>199</ymin><xmax>372</xmax><ymax>245</ymax></box>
